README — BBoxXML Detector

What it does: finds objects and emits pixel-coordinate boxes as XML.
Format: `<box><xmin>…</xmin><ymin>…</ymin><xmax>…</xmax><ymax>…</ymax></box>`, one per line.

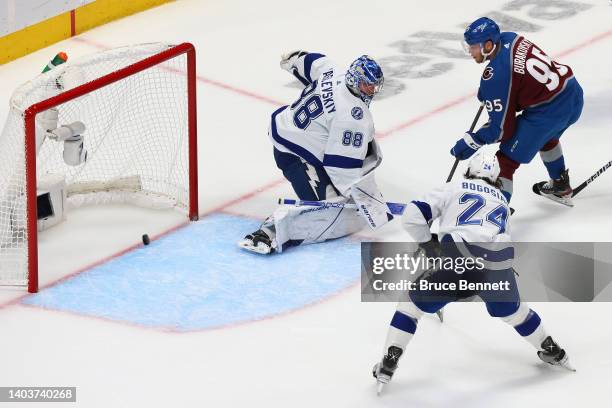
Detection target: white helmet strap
<box><xmin>481</xmin><ymin>42</ymin><xmax>497</xmax><ymax>59</ymax></box>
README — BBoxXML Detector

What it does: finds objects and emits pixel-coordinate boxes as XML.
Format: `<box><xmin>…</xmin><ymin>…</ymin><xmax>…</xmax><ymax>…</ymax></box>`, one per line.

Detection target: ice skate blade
<box><xmin>533</xmin><ymin>183</ymin><xmax>574</xmax><ymax>207</ymax></box>
<box><xmin>540</xmin><ymin>193</ymin><xmax>574</xmax><ymax>207</ymax></box>
<box><xmin>559</xmin><ymin>358</ymin><xmax>577</xmax><ymax>372</ymax></box>
<box><xmin>376</xmin><ymin>381</ymin><xmax>385</xmax><ymax>396</ymax></box>
<box><xmin>237</xmin><ymin>240</ymin><xmax>272</xmax><ymax>255</ymax></box>
<box><xmin>563</xmin><ymin>364</ymin><xmax>577</xmax><ymax>372</ymax></box>
<box><xmin>436</xmin><ymin>309</ymin><xmax>444</xmax><ymax>322</ymax></box>
<box><xmin>547</xmin><ymin>361</ymin><xmax>576</xmax><ymax>372</ymax></box>
<box><xmin>540</xmin><ymin>353</ymin><xmax>577</xmax><ymax>372</ymax></box>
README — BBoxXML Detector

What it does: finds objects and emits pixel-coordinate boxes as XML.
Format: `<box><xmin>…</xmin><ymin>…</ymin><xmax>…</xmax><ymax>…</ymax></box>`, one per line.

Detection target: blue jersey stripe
<box><xmin>464</xmin><ymin>241</ymin><xmax>514</xmax><ymax>262</ymax></box>
<box><xmin>292</xmin><ymin>69</ymin><xmax>310</xmax><ymax>86</ymax></box>
<box><xmin>270</xmin><ymin>106</ymin><xmax>323</xmax><ymax>167</ymax></box>
<box><xmin>322</xmin><ymin>154</ymin><xmax>363</xmax><ymax>169</ymax></box>
<box><xmin>411</xmin><ymin>200</ymin><xmax>433</xmax><ymax>222</ymax></box>
<box><xmin>304</xmin><ymin>53</ymin><xmax>325</xmax><ymax>82</ymax></box>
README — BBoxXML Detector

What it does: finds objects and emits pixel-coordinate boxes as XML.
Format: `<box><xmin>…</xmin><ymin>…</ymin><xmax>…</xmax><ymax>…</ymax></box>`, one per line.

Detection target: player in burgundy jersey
<box><xmin>450</xmin><ymin>17</ymin><xmax>583</xmax><ymax>207</ymax></box>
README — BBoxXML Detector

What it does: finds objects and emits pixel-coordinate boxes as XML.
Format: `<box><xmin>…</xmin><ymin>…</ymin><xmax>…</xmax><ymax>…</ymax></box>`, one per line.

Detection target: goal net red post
<box><xmin>0</xmin><ymin>43</ymin><xmax>198</xmax><ymax>293</ymax></box>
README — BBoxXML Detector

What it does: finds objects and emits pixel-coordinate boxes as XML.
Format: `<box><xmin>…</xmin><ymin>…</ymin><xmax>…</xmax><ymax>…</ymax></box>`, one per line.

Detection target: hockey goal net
<box><xmin>0</xmin><ymin>42</ymin><xmax>198</xmax><ymax>293</ymax></box>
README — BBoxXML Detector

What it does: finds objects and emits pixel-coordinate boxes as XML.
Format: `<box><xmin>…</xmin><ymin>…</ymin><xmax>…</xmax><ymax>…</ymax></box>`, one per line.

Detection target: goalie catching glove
<box><xmin>280</xmin><ymin>50</ymin><xmax>309</xmax><ymax>72</ymax></box>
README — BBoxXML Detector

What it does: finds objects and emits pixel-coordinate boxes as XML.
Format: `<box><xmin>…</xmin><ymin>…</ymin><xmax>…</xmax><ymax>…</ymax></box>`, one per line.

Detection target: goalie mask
<box><xmin>346</xmin><ymin>55</ymin><xmax>384</xmax><ymax>106</ymax></box>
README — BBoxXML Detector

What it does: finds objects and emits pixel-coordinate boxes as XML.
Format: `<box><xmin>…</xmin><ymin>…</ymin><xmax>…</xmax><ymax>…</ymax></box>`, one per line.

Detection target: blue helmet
<box><xmin>464</xmin><ymin>17</ymin><xmax>500</xmax><ymax>46</ymax></box>
<box><xmin>346</xmin><ymin>55</ymin><xmax>384</xmax><ymax>105</ymax></box>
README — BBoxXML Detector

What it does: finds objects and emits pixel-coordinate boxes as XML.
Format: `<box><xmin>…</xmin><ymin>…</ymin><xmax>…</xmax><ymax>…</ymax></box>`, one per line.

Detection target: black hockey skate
<box><xmin>532</xmin><ymin>169</ymin><xmax>574</xmax><ymax>207</ymax></box>
<box><xmin>537</xmin><ymin>336</ymin><xmax>575</xmax><ymax>372</ymax></box>
<box><xmin>238</xmin><ymin>229</ymin><xmax>275</xmax><ymax>255</ymax></box>
<box><xmin>372</xmin><ymin>345</ymin><xmax>403</xmax><ymax>395</ymax></box>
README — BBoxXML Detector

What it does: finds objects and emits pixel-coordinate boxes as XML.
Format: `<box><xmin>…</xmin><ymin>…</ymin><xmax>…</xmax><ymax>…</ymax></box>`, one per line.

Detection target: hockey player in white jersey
<box><xmin>239</xmin><ymin>51</ymin><xmax>391</xmax><ymax>254</ymax></box>
<box><xmin>372</xmin><ymin>153</ymin><xmax>573</xmax><ymax>394</ymax></box>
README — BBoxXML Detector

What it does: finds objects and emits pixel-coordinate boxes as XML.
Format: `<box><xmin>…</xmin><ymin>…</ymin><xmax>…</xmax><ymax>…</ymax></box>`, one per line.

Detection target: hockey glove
<box><xmin>418</xmin><ymin>233</ymin><xmax>441</xmax><ymax>258</ymax></box>
<box><xmin>450</xmin><ymin>132</ymin><xmax>483</xmax><ymax>160</ymax></box>
<box><xmin>280</xmin><ymin>50</ymin><xmax>308</xmax><ymax>72</ymax></box>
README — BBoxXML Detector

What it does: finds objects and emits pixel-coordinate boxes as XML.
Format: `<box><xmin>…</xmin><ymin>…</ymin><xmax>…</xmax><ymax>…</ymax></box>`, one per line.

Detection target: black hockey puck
<box><xmin>142</xmin><ymin>234</ymin><xmax>150</xmax><ymax>245</ymax></box>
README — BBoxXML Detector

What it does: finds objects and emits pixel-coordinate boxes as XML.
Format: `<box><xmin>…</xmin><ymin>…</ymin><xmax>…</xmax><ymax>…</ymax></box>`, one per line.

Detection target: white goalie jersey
<box><xmin>403</xmin><ymin>178</ymin><xmax>512</xmax><ymax>243</ymax></box>
<box><xmin>270</xmin><ymin>53</ymin><xmax>382</xmax><ymax>197</ymax></box>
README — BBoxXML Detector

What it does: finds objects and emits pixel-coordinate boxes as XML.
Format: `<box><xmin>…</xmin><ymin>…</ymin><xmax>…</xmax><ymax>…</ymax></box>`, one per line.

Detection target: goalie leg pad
<box><xmin>350</xmin><ymin>172</ymin><xmax>391</xmax><ymax>230</ymax></box>
<box><xmin>272</xmin><ymin>198</ymin><xmax>365</xmax><ymax>252</ymax></box>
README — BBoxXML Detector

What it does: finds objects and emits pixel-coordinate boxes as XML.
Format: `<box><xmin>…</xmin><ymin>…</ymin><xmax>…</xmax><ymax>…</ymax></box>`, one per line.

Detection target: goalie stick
<box><xmin>446</xmin><ymin>102</ymin><xmax>485</xmax><ymax>183</ymax></box>
<box><xmin>278</xmin><ymin>198</ymin><xmax>408</xmax><ymax>216</ymax></box>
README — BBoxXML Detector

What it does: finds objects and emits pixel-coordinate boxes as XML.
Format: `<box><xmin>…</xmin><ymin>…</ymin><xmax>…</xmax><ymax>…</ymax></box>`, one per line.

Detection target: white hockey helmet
<box><xmin>466</xmin><ymin>152</ymin><xmax>500</xmax><ymax>183</ymax></box>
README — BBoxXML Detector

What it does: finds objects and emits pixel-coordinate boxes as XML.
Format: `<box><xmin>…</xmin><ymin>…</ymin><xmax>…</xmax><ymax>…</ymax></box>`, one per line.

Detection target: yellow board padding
<box><xmin>0</xmin><ymin>0</ymin><xmax>173</xmax><ymax>65</ymax></box>
<box><xmin>0</xmin><ymin>12</ymin><xmax>72</xmax><ymax>65</ymax></box>
<box><xmin>75</xmin><ymin>0</ymin><xmax>172</xmax><ymax>34</ymax></box>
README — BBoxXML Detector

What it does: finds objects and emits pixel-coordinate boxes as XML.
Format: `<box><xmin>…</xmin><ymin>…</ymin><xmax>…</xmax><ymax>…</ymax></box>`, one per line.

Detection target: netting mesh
<box><xmin>0</xmin><ymin>43</ymin><xmax>191</xmax><ymax>286</ymax></box>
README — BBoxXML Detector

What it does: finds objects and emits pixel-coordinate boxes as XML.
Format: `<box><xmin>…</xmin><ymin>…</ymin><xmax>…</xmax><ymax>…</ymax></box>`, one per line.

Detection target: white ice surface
<box><xmin>0</xmin><ymin>0</ymin><xmax>611</xmax><ymax>406</ymax></box>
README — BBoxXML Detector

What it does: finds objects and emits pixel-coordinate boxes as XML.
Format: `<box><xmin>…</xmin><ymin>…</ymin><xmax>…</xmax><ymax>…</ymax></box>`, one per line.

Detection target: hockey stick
<box><xmin>278</xmin><ymin>198</ymin><xmax>408</xmax><ymax>216</ymax></box>
<box><xmin>571</xmin><ymin>160</ymin><xmax>612</xmax><ymax>197</ymax></box>
<box><xmin>446</xmin><ymin>102</ymin><xmax>486</xmax><ymax>182</ymax></box>
<box><xmin>437</xmin><ymin>102</ymin><xmax>483</xmax><ymax>322</ymax></box>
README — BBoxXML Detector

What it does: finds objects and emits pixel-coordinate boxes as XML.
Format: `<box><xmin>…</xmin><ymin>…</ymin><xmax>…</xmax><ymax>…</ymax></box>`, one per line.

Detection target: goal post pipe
<box><xmin>23</xmin><ymin>42</ymin><xmax>198</xmax><ymax>293</ymax></box>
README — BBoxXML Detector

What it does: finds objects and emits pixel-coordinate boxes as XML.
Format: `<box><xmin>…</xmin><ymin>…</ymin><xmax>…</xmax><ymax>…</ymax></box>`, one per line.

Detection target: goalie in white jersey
<box><xmin>239</xmin><ymin>51</ymin><xmax>391</xmax><ymax>254</ymax></box>
<box><xmin>373</xmin><ymin>153</ymin><xmax>573</xmax><ymax>394</ymax></box>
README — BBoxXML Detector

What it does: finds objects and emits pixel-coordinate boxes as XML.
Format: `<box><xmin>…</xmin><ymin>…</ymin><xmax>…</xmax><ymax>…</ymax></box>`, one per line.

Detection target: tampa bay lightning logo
<box><xmin>482</xmin><ymin>66</ymin><xmax>494</xmax><ymax>81</ymax></box>
<box><xmin>351</xmin><ymin>107</ymin><xmax>363</xmax><ymax>120</ymax></box>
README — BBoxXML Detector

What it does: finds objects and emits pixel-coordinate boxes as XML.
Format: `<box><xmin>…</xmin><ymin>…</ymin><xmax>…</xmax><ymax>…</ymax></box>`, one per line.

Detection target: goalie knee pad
<box><xmin>63</xmin><ymin>134</ymin><xmax>88</xmax><ymax>166</ymax></box>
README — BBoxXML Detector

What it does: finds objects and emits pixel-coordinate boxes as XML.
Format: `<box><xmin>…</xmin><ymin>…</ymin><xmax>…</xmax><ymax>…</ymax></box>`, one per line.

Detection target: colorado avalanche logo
<box><xmin>351</xmin><ymin>107</ymin><xmax>363</xmax><ymax>120</ymax></box>
<box><xmin>482</xmin><ymin>66</ymin><xmax>494</xmax><ymax>81</ymax></box>
<box><xmin>475</xmin><ymin>22</ymin><xmax>488</xmax><ymax>33</ymax></box>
